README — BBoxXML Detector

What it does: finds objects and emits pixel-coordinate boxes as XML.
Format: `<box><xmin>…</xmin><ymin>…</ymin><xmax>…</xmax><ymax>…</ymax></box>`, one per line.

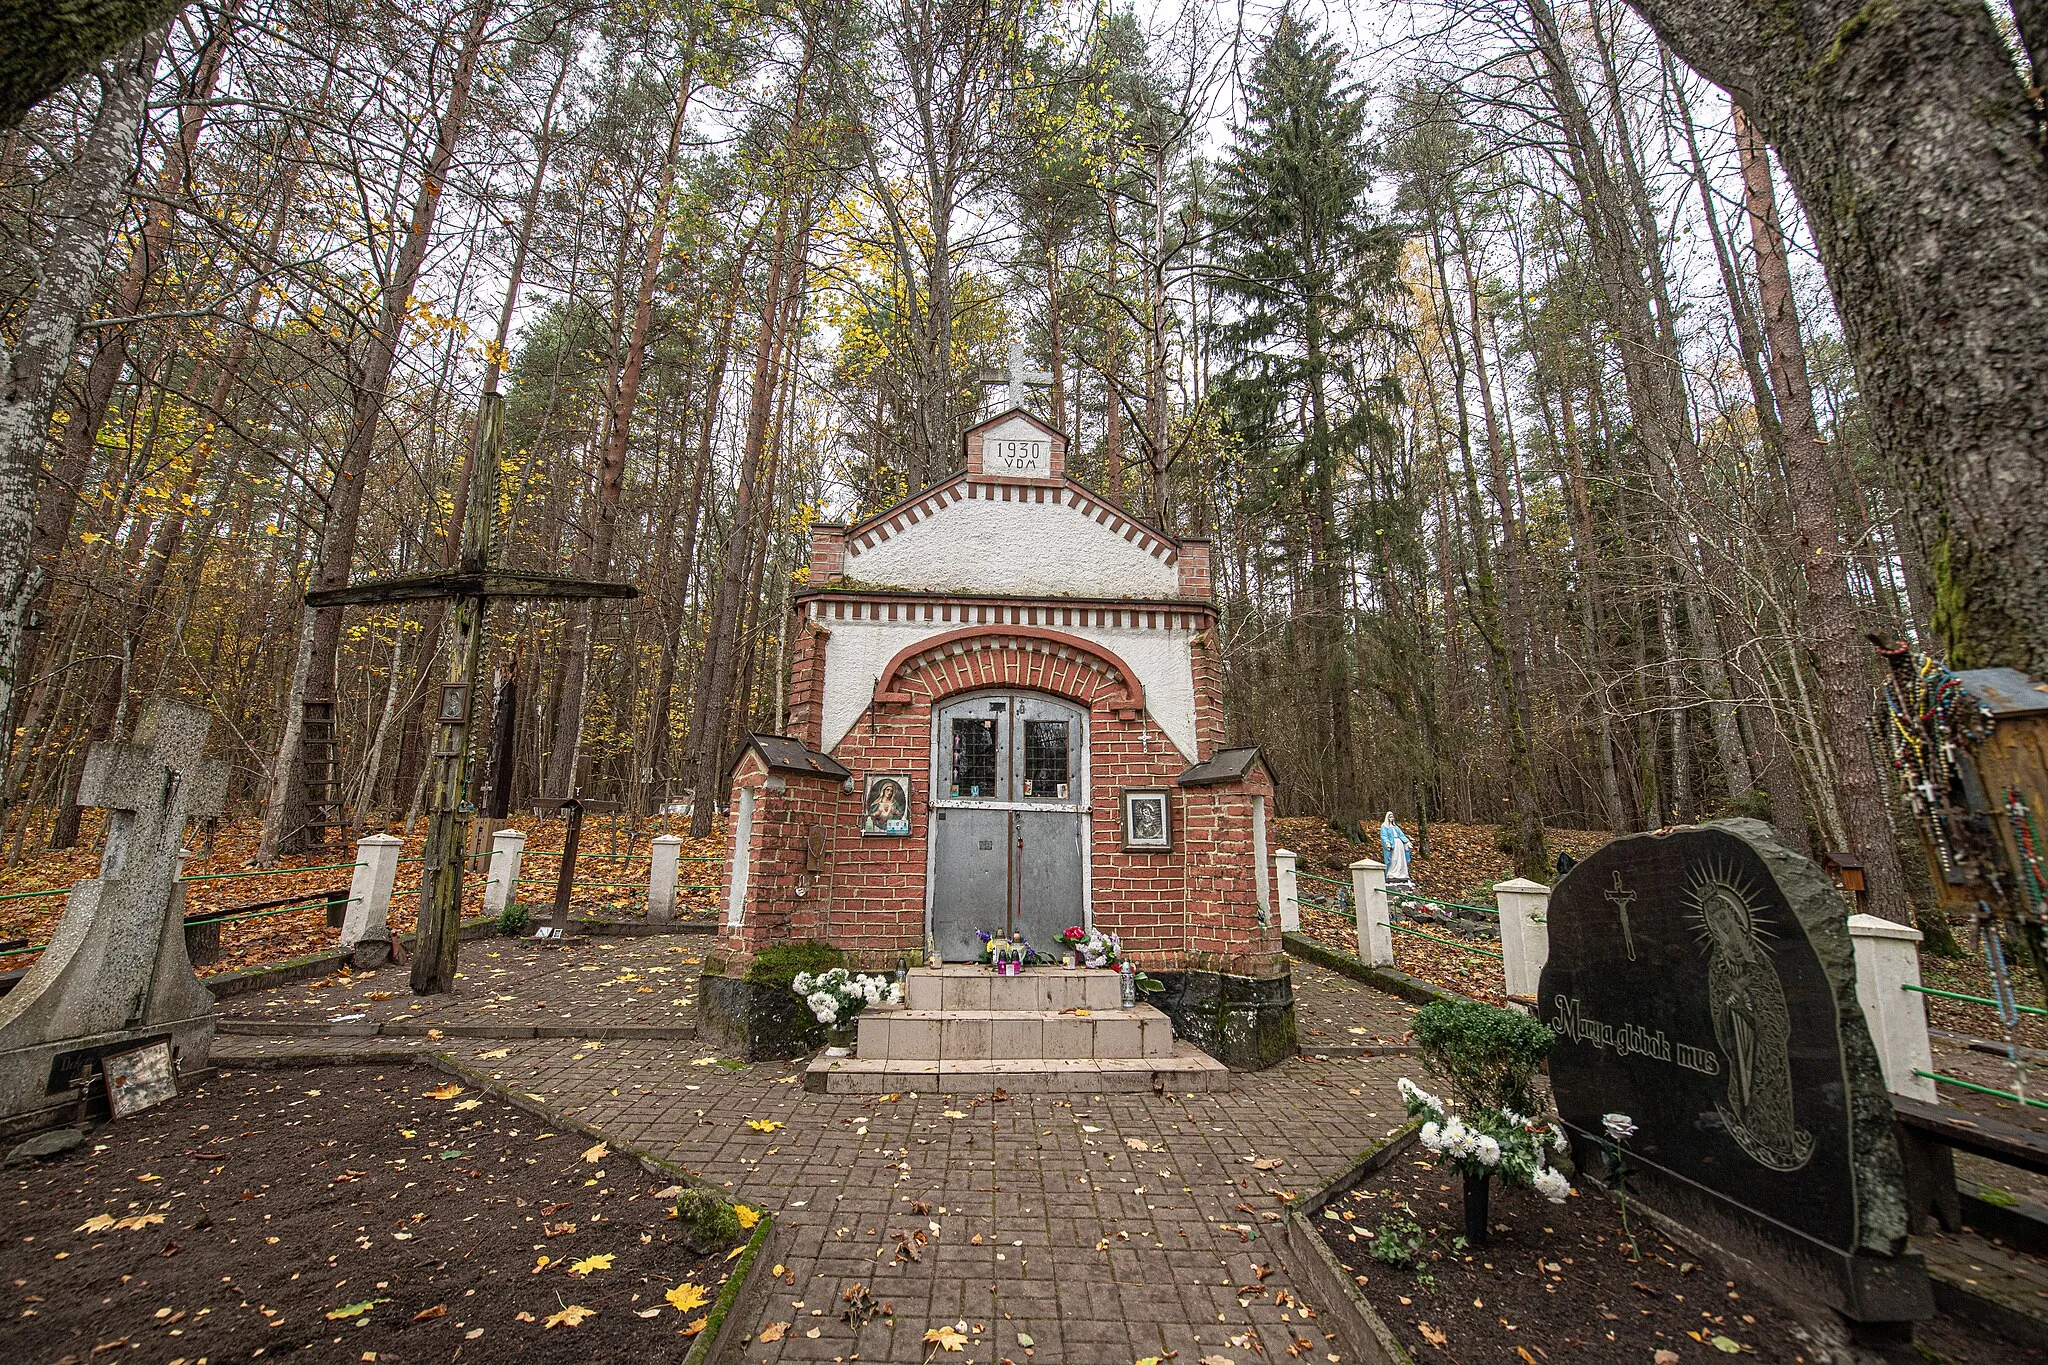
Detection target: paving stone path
<box><xmin>214</xmin><ymin>940</ymin><xmax>1425</xmax><ymax>1363</ymax></box>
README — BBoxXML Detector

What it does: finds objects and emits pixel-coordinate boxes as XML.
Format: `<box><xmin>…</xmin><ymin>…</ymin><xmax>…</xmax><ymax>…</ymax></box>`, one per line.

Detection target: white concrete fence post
<box><xmin>1493</xmin><ymin>877</ymin><xmax>1552</xmax><ymax>1002</ymax></box>
<box><xmin>340</xmin><ymin>834</ymin><xmax>402</xmax><ymax>950</ymax></box>
<box><xmin>484</xmin><ymin>827</ymin><xmax>526</xmax><ymax>919</ymax></box>
<box><xmin>1848</xmin><ymin>913</ymin><xmax>1938</xmax><ymax>1102</ymax></box>
<box><xmin>648</xmin><ymin>835</ymin><xmax>684</xmax><ymax>922</ymax></box>
<box><xmin>1350</xmin><ymin>857</ymin><xmax>1392</xmax><ymax>966</ymax></box>
<box><xmin>1275</xmin><ymin>848</ymin><xmax>1300</xmax><ymax>933</ymax></box>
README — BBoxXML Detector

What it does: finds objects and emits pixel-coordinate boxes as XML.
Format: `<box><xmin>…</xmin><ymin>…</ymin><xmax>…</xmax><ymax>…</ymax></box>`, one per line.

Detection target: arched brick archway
<box><xmin>872</xmin><ymin>625</ymin><xmax>1146</xmax><ymax>713</ymax></box>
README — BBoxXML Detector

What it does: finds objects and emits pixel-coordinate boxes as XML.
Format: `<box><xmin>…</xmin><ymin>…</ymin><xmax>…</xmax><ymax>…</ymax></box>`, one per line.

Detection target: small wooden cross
<box><xmin>306</xmin><ymin>394</ymin><xmax>636</xmax><ymax>995</ymax></box>
<box><xmin>530</xmin><ymin>793</ymin><xmax>624</xmax><ymax>939</ymax></box>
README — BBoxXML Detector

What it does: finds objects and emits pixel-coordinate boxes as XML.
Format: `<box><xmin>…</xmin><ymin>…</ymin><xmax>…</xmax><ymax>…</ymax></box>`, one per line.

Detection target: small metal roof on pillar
<box><xmin>1954</xmin><ymin>667</ymin><xmax>2048</xmax><ymax>719</ymax></box>
<box><xmin>1176</xmin><ymin>746</ymin><xmax>1275</xmax><ymax>787</ymax></box>
<box><xmin>730</xmin><ymin>733</ymin><xmax>852</xmax><ymax>783</ymax></box>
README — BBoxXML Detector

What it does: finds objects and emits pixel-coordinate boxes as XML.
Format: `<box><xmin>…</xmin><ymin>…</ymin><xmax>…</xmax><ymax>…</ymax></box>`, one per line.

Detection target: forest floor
<box><xmin>0</xmin><ymin>813</ymin><xmax>726</xmax><ymax>979</ymax></box>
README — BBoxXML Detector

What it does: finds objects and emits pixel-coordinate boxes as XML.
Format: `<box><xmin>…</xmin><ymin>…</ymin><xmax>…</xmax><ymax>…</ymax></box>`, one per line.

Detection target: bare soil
<box><xmin>3</xmin><ymin>1066</ymin><xmax>747</xmax><ymax>1362</ymax></box>
<box><xmin>1317</xmin><ymin>1145</ymin><xmax>2044</xmax><ymax>1364</ymax></box>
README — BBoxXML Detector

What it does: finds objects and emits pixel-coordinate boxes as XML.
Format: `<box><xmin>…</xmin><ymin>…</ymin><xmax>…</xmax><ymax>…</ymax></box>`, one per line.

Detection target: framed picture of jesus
<box><xmin>1122</xmin><ymin>789</ymin><xmax>1171</xmax><ymax>851</ymax></box>
<box><xmin>862</xmin><ymin>773</ymin><xmax>912</xmax><ymax>836</ymax></box>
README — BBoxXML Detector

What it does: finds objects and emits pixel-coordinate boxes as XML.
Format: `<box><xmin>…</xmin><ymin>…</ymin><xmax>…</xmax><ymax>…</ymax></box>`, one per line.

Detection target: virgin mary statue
<box><xmin>1380</xmin><ymin>813</ymin><xmax>1414</xmax><ymax>886</ymax></box>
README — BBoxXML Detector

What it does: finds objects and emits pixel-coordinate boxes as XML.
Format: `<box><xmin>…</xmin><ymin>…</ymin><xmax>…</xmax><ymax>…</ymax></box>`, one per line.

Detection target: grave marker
<box><xmin>1539</xmin><ymin>819</ymin><xmax>1932</xmax><ymax>1330</ymax></box>
<box><xmin>0</xmin><ymin>700</ymin><xmax>224</xmax><ymax>1135</ymax></box>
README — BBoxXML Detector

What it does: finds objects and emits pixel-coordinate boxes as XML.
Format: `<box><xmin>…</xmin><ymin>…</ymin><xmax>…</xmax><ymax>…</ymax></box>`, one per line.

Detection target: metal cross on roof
<box><xmin>981</xmin><ymin>334</ymin><xmax>1053</xmax><ymax>413</ymax></box>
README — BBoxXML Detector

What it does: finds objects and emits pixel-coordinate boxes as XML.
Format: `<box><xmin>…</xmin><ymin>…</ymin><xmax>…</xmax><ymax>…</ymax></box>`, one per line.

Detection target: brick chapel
<box><xmin>700</xmin><ymin>409</ymin><xmax>1297</xmax><ymax>1074</ymax></box>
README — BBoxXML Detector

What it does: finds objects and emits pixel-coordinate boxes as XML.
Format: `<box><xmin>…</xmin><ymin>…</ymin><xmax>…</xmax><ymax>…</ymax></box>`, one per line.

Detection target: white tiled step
<box><xmin>857</xmin><ymin>1004</ymin><xmax>1174</xmax><ymax>1060</ymax></box>
<box><xmin>805</xmin><ymin>1042</ymin><xmax>1230</xmax><ymax>1094</ymax></box>
<box><xmin>906</xmin><ymin>965</ymin><xmax>1124</xmax><ymax>1013</ymax></box>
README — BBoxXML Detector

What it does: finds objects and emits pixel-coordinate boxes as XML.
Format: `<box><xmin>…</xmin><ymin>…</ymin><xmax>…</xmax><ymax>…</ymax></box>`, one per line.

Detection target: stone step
<box><xmin>906</xmin><ymin>964</ymin><xmax>1125</xmax><ymax>1012</ymax></box>
<box><xmin>805</xmin><ymin>1041</ymin><xmax>1230</xmax><ymax>1094</ymax></box>
<box><xmin>857</xmin><ymin>1003</ymin><xmax>1173</xmax><ymax>1061</ymax></box>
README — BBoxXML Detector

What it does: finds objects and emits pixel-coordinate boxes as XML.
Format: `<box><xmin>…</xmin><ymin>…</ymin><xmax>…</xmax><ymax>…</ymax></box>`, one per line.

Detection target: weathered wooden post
<box><xmin>305</xmin><ymin>393</ymin><xmax>635</xmax><ymax>994</ymax></box>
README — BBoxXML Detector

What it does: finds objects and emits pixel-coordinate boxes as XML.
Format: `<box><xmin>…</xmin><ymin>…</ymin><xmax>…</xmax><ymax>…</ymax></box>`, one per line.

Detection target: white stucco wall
<box><xmin>847</xmin><ymin>492</ymin><xmax>1180</xmax><ymax>600</ymax></box>
<box><xmin>819</xmin><ymin>615</ymin><xmax>1199</xmax><ymax>762</ymax></box>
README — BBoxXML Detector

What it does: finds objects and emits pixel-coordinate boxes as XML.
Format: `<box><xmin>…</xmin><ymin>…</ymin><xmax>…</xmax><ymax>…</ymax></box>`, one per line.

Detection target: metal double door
<box><xmin>929</xmin><ymin>691</ymin><xmax>1086</xmax><ymax>963</ymax></box>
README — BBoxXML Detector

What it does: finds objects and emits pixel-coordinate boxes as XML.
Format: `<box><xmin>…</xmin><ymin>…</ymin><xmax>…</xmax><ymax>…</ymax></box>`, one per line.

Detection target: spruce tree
<box><xmin>1208</xmin><ymin>10</ymin><xmax>1400</xmax><ymax>834</ymax></box>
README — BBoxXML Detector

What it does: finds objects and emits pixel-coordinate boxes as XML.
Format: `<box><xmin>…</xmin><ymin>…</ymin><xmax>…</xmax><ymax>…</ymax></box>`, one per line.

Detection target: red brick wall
<box><xmin>723</xmin><ymin>631</ymin><xmax>1283</xmax><ymax>978</ymax></box>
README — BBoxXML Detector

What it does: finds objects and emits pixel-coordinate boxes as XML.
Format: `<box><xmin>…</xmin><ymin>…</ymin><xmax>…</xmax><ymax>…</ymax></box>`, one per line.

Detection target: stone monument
<box><xmin>1539</xmin><ymin>819</ymin><xmax>1932</xmax><ymax>1333</ymax></box>
<box><xmin>0</xmin><ymin>700</ymin><xmax>225</xmax><ymax>1136</ymax></box>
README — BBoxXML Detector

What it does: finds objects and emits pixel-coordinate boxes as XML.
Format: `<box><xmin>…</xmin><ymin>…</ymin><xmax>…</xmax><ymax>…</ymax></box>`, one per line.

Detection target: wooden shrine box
<box><xmin>1948</xmin><ymin>668</ymin><xmax>2048</xmax><ymax>913</ymax></box>
<box><xmin>1822</xmin><ymin>852</ymin><xmax>1867</xmax><ymax>913</ymax></box>
<box><xmin>698</xmin><ymin>409</ymin><xmax>1293</xmax><ymax>1068</ymax></box>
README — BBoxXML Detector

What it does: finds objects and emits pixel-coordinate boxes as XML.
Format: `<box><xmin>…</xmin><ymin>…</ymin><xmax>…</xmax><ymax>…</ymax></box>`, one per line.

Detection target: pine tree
<box><xmin>1208</xmin><ymin>10</ymin><xmax>1400</xmax><ymax>834</ymax></box>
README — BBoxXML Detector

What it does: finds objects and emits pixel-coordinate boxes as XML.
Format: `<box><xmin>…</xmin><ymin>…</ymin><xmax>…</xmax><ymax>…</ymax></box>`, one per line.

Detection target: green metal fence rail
<box><xmin>0</xmin><ymin>886</ymin><xmax>67</xmax><ymax>904</ymax></box>
<box><xmin>1913</xmin><ymin>1068</ymin><xmax>2048</xmax><ymax>1111</ymax></box>
<box><xmin>1390</xmin><ymin>890</ymin><xmax>1498</xmax><ymax>917</ymax></box>
<box><xmin>180</xmin><ymin>861</ymin><xmax>358</xmax><ymax>884</ymax></box>
<box><xmin>1903</xmin><ymin>982</ymin><xmax>2048</xmax><ymax>1018</ymax></box>
<box><xmin>1297</xmin><ymin>870</ymin><xmax>1350</xmax><ymax>890</ymax></box>
<box><xmin>1390</xmin><ymin>921</ymin><xmax>1504</xmax><ymax>959</ymax></box>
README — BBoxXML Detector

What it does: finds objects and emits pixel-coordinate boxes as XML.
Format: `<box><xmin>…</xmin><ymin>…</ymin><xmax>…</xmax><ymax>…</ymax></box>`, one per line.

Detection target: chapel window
<box><xmin>1022</xmin><ymin>719</ymin><xmax>1069</xmax><ymax>797</ymax></box>
<box><xmin>951</xmin><ymin>718</ymin><xmax>998</xmax><ymax>797</ymax></box>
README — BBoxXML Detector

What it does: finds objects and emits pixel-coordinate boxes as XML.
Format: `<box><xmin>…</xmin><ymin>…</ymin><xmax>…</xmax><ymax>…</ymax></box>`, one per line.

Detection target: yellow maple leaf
<box><xmin>733</xmin><ymin>1204</ymin><xmax>761</xmax><ymax>1230</ymax></box>
<box><xmin>665</xmin><ymin>1282</ymin><xmax>711</xmax><ymax>1314</ymax></box>
<box><xmin>113</xmin><ymin>1213</ymin><xmax>165</xmax><ymax>1230</ymax></box>
<box><xmin>744</xmin><ymin>1119</ymin><xmax>783</xmax><ymax>1133</ymax></box>
<box><xmin>544</xmin><ymin>1304</ymin><xmax>595</xmax><ymax>1328</ymax></box>
<box><xmin>424</xmin><ymin>1083</ymin><xmax>463</xmax><ymax>1100</ymax></box>
<box><xmin>924</xmin><ymin>1324</ymin><xmax>968</xmax><ymax>1351</ymax></box>
<box><xmin>567</xmin><ymin>1253</ymin><xmax>614</xmax><ymax>1275</ymax></box>
<box><xmin>681</xmin><ymin>1315</ymin><xmax>709</xmax><ymax>1337</ymax></box>
<box><xmin>75</xmin><ymin>1214</ymin><xmax>116</xmax><ymax>1233</ymax></box>
<box><xmin>581</xmin><ymin>1141</ymin><xmax>608</xmax><ymax>1162</ymax></box>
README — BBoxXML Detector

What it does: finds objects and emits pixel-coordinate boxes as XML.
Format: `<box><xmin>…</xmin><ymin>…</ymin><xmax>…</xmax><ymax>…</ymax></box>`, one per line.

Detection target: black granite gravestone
<box><xmin>1540</xmin><ymin>819</ymin><xmax>1931</xmax><ymax>1328</ymax></box>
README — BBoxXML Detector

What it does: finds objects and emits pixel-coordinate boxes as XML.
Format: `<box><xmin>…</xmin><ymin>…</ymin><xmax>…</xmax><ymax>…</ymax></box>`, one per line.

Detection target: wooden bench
<box><xmin>1893</xmin><ymin>1094</ymin><xmax>2048</xmax><ymax>1232</ymax></box>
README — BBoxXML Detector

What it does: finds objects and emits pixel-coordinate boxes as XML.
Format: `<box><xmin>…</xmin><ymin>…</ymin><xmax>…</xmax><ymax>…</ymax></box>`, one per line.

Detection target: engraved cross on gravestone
<box><xmin>0</xmin><ymin>700</ymin><xmax>225</xmax><ymax>1133</ymax></box>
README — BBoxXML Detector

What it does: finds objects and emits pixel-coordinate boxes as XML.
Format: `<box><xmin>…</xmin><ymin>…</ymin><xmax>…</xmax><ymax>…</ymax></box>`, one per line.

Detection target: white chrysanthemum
<box><xmin>1419</xmin><ymin>1121</ymin><xmax>1442</xmax><ymax>1151</ymax></box>
<box><xmin>1549</xmin><ymin>1123</ymin><xmax>1569</xmax><ymax>1151</ymax></box>
<box><xmin>792</xmin><ymin>972</ymin><xmax>812</xmax><ymax>994</ymax></box>
<box><xmin>1476</xmin><ymin>1135</ymin><xmax>1501</xmax><ymax>1167</ymax></box>
<box><xmin>1533</xmin><ymin>1166</ymin><xmax>1572</xmax><ymax>1204</ymax></box>
<box><xmin>1602</xmin><ymin>1113</ymin><xmax>1638</xmax><ymax>1142</ymax></box>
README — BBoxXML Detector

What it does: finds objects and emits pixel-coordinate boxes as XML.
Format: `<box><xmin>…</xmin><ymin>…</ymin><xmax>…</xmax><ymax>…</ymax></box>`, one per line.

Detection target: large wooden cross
<box><xmin>307</xmin><ymin>394</ymin><xmax>636</xmax><ymax>995</ymax></box>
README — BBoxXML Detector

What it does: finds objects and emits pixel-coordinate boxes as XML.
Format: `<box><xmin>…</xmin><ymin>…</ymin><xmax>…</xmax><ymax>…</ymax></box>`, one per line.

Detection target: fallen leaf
<box><xmin>734</xmin><ymin>1203</ymin><xmax>761</xmax><ymax>1230</ymax></box>
<box><xmin>923</xmin><ymin>1324</ymin><xmax>968</xmax><ymax>1351</ymax></box>
<box><xmin>665</xmin><ymin>1282</ymin><xmax>711</xmax><ymax>1314</ymax></box>
<box><xmin>1418</xmin><ymin>1322</ymin><xmax>1448</xmax><ymax>1348</ymax></box>
<box><xmin>1081</xmin><ymin>1125</ymin><xmax>1101</xmax><ymax>1133</ymax></box>
<box><xmin>475</xmin><ymin>1047</ymin><xmax>509</xmax><ymax>1059</ymax></box>
<box><xmin>532</xmin><ymin>1256</ymin><xmax>553</xmax><ymax>1274</ymax></box>
<box><xmin>1709</xmin><ymin>1337</ymin><xmax>1743</xmax><ymax>1354</ymax></box>
<box><xmin>1250</xmin><ymin>1158</ymin><xmax>1283</xmax><ymax>1171</ymax></box>
<box><xmin>581</xmin><ymin>1141</ymin><xmax>608</xmax><ymax>1163</ymax></box>
<box><xmin>325</xmin><ymin>1300</ymin><xmax>385</xmax><ymax>1321</ymax></box>
<box><xmin>453</xmin><ymin>1100</ymin><xmax>481</xmax><ymax>1111</ymax></box>
<box><xmin>113</xmin><ymin>1213</ymin><xmax>165</xmax><ymax>1231</ymax></box>
<box><xmin>682</xmin><ymin>1316</ymin><xmax>709</xmax><ymax>1337</ymax></box>
<box><xmin>424</xmin><ymin>1083</ymin><xmax>463</xmax><ymax>1100</ymax></box>
<box><xmin>1138</xmin><ymin>1357</ymin><xmax>1163</xmax><ymax>1365</ymax></box>
<box><xmin>1017</xmin><ymin>1332</ymin><xmax>1036</xmax><ymax>1347</ymax></box>
<box><xmin>759</xmin><ymin>1321</ymin><xmax>791</xmax><ymax>1343</ymax></box>
<box><xmin>412</xmin><ymin>1304</ymin><xmax>446</xmax><ymax>1322</ymax></box>
<box><xmin>636</xmin><ymin>1307</ymin><xmax>661</xmax><ymax>1318</ymax></box>
<box><xmin>1653</xmin><ymin>1353</ymin><xmax>1680</xmax><ymax>1365</ymax></box>
<box><xmin>567</xmin><ymin>1253</ymin><xmax>614</xmax><ymax>1276</ymax></box>
<box><xmin>745</xmin><ymin>1119</ymin><xmax>784</xmax><ymax>1133</ymax></box>
<box><xmin>75</xmin><ymin>1215</ymin><xmax>116</xmax><ymax>1233</ymax></box>
<box><xmin>1124</xmin><ymin>1138</ymin><xmax>1151</xmax><ymax>1150</ymax></box>
<box><xmin>544</xmin><ymin>1304</ymin><xmax>595</xmax><ymax>1329</ymax></box>
<box><xmin>942</xmin><ymin>1110</ymin><xmax>969</xmax><ymax>1119</ymax></box>
<box><xmin>1198</xmin><ymin>1357</ymin><xmax>1234</xmax><ymax>1365</ymax></box>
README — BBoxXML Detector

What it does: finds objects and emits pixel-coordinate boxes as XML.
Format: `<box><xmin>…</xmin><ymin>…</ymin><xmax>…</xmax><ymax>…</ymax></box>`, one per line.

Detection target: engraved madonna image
<box><xmin>1688</xmin><ymin>858</ymin><xmax>1814</xmax><ymax>1172</ymax></box>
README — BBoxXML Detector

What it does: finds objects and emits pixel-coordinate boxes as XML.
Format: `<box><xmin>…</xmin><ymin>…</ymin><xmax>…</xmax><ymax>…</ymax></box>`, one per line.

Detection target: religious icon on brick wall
<box><xmin>863</xmin><ymin>774</ymin><xmax>912</xmax><ymax>836</ymax></box>
<box><xmin>1123</xmin><ymin>789</ymin><xmax>1171</xmax><ymax>851</ymax></box>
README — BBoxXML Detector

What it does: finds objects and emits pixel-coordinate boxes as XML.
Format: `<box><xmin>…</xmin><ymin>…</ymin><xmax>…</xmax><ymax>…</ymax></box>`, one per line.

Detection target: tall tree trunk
<box><xmin>542</xmin><ymin>63</ymin><xmax>693</xmax><ymax>797</ymax></box>
<box><xmin>0</xmin><ymin>28</ymin><xmax>161</xmax><ymax>798</ymax></box>
<box><xmin>261</xmin><ymin>0</ymin><xmax>491</xmax><ymax>860</ymax></box>
<box><xmin>1733</xmin><ymin>102</ymin><xmax>1915</xmax><ymax>925</ymax></box>
<box><xmin>1626</xmin><ymin>0</ymin><xmax>2048</xmax><ymax>673</ymax></box>
<box><xmin>685</xmin><ymin>203</ymin><xmax>799</xmax><ymax>836</ymax></box>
